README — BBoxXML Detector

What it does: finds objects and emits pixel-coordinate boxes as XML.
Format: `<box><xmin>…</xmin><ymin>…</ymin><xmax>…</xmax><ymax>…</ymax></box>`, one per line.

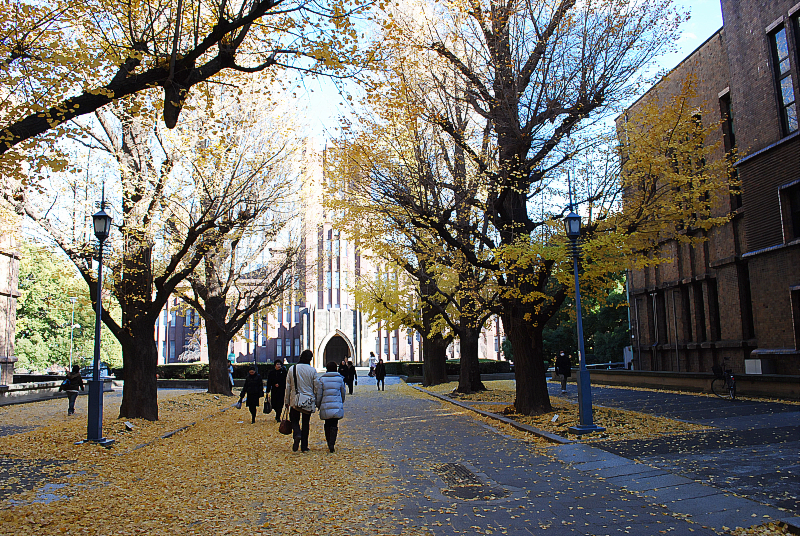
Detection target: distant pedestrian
<box><xmin>338</xmin><ymin>361</ymin><xmax>348</xmax><ymax>378</ymax></box>
<box><xmin>368</xmin><ymin>352</ymin><xmax>377</xmax><ymax>377</ymax></box>
<box><xmin>375</xmin><ymin>358</ymin><xmax>386</xmax><ymax>391</ymax></box>
<box><xmin>266</xmin><ymin>359</ymin><xmax>287</xmax><ymax>423</ymax></box>
<box><xmin>59</xmin><ymin>365</ymin><xmax>84</xmax><ymax>415</ymax></box>
<box><xmin>555</xmin><ymin>351</ymin><xmax>571</xmax><ymax>394</ymax></box>
<box><xmin>228</xmin><ymin>361</ymin><xmax>234</xmax><ymax>390</ymax></box>
<box><xmin>284</xmin><ymin>350</ymin><xmax>318</xmax><ymax>452</ymax></box>
<box><xmin>346</xmin><ymin>359</ymin><xmax>358</xmax><ymax>394</ymax></box>
<box><xmin>316</xmin><ymin>361</ymin><xmax>346</xmax><ymax>453</ymax></box>
<box><xmin>239</xmin><ymin>366</ymin><xmax>264</xmax><ymax>424</ymax></box>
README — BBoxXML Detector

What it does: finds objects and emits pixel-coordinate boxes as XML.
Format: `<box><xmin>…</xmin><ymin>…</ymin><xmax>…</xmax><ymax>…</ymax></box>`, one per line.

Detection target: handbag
<box><xmin>292</xmin><ymin>366</ymin><xmax>315</xmax><ymax>413</ymax></box>
<box><xmin>263</xmin><ymin>398</ymin><xmax>272</xmax><ymax>414</ymax></box>
<box><xmin>59</xmin><ymin>378</ymin><xmax>70</xmax><ymax>392</ymax></box>
<box><xmin>278</xmin><ymin>407</ymin><xmax>292</xmax><ymax>435</ymax></box>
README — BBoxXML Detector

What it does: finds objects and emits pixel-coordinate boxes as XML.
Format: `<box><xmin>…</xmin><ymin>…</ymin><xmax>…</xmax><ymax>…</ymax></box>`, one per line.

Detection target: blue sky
<box><xmin>662</xmin><ymin>0</ymin><xmax>724</xmax><ymax>70</ymax></box>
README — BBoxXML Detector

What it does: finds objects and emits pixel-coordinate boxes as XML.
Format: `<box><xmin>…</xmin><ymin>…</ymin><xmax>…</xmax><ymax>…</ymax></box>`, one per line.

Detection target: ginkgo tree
<box><xmin>354</xmin><ymin>0</ymin><xmax>734</xmax><ymax>415</ymax></box>
<box><xmin>0</xmin><ymin>0</ymin><xmax>365</xmax><ymax>159</ymax></box>
<box><xmin>5</xmin><ymin>78</ymin><xmax>303</xmax><ymax>419</ymax></box>
<box><xmin>173</xmin><ymin>84</ymin><xmax>301</xmax><ymax>396</ymax></box>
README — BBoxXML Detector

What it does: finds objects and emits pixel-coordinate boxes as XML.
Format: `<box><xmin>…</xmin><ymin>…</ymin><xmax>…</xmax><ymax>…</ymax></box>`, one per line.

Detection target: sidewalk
<box><xmin>346</xmin><ymin>383</ymin><xmax>795</xmax><ymax>535</ymax></box>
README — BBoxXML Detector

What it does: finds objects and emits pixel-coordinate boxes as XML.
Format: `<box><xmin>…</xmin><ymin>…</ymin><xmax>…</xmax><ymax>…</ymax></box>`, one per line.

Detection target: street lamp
<box><xmin>86</xmin><ymin>203</ymin><xmax>113</xmax><ymax>445</ymax></box>
<box><xmin>564</xmin><ymin>210</ymin><xmax>605</xmax><ymax>435</ymax></box>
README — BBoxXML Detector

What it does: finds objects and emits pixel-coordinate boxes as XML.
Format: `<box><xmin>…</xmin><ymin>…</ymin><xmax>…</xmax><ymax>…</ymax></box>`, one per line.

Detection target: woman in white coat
<box><xmin>284</xmin><ymin>350</ymin><xmax>319</xmax><ymax>452</ymax></box>
<box><xmin>316</xmin><ymin>361</ymin><xmax>346</xmax><ymax>453</ymax></box>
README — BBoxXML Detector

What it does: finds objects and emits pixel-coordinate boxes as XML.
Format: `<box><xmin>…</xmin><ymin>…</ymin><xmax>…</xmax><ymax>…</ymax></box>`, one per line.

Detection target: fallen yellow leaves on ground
<box><xmin>0</xmin><ymin>391</ymin><xmax>429</xmax><ymax>536</ymax></box>
<box><xmin>422</xmin><ymin>381</ymin><xmax>709</xmax><ymax>444</ymax></box>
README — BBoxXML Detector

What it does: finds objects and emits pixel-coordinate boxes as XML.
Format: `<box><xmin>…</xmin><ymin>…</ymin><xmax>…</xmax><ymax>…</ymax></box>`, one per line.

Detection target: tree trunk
<box><xmin>456</xmin><ymin>326</ymin><xmax>484</xmax><ymax>393</ymax></box>
<box><xmin>205</xmin><ymin>303</ymin><xmax>233</xmax><ymax>395</ymax></box>
<box><xmin>118</xmin><ymin>322</ymin><xmax>159</xmax><ymax>420</ymax></box>
<box><xmin>422</xmin><ymin>333</ymin><xmax>449</xmax><ymax>386</ymax></box>
<box><xmin>503</xmin><ymin>304</ymin><xmax>551</xmax><ymax>415</ymax></box>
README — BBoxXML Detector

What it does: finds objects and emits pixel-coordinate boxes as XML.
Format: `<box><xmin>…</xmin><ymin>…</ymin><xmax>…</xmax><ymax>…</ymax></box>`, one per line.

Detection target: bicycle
<box><xmin>711</xmin><ymin>358</ymin><xmax>736</xmax><ymax>400</ymax></box>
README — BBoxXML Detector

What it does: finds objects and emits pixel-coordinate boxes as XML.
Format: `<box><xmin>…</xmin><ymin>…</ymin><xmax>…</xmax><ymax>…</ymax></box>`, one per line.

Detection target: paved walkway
<box><xmin>549</xmin><ymin>381</ymin><xmax>800</xmax><ymax>514</ymax></box>
<box><xmin>344</xmin><ymin>383</ymin><xmax>793</xmax><ymax>535</ymax></box>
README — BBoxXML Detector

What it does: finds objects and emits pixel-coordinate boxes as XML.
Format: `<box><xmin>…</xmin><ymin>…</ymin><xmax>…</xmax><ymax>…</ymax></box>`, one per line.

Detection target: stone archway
<box><xmin>322</xmin><ymin>335</ymin><xmax>351</xmax><ymax>366</ymax></box>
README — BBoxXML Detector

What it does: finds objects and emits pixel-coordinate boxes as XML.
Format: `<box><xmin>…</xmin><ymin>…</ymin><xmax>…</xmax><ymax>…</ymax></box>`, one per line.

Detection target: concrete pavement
<box><xmin>343</xmin><ymin>383</ymin><xmax>791</xmax><ymax>535</ymax></box>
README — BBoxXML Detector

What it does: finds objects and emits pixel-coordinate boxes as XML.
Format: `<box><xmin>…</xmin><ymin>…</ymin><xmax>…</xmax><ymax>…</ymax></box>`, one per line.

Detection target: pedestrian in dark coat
<box><xmin>338</xmin><ymin>361</ymin><xmax>348</xmax><ymax>378</ymax></box>
<box><xmin>555</xmin><ymin>351</ymin><xmax>571</xmax><ymax>394</ymax></box>
<box><xmin>59</xmin><ymin>365</ymin><xmax>84</xmax><ymax>415</ymax></box>
<box><xmin>375</xmin><ymin>358</ymin><xmax>386</xmax><ymax>391</ymax></box>
<box><xmin>346</xmin><ymin>359</ymin><xmax>357</xmax><ymax>395</ymax></box>
<box><xmin>266</xmin><ymin>359</ymin><xmax>287</xmax><ymax>422</ymax></box>
<box><xmin>239</xmin><ymin>366</ymin><xmax>264</xmax><ymax>424</ymax></box>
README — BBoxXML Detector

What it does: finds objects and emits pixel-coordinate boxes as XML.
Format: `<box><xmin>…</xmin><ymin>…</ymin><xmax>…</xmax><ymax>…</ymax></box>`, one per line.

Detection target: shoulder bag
<box><xmin>292</xmin><ymin>366</ymin><xmax>315</xmax><ymax>413</ymax></box>
<box><xmin>278</xmin><ymin>406</ymin><xmax>292</xmax><ymax>435</ymax></box>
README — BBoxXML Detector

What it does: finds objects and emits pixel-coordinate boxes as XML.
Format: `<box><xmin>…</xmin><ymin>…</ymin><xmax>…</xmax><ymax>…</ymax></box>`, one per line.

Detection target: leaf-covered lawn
<box><xmin>0</xmin><ymin>391</ymin><xmax>426</xmax><ymax>535</ymax></box>
<box><xmin>422</xmin><ymin>380</ymin><xmax>709</xmax><ymax>443</ymax></box>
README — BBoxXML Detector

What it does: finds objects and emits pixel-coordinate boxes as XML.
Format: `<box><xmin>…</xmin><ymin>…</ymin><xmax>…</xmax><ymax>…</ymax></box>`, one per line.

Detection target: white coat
<box><xmin>284</xmin><ymin>363</ymin><xmax>319</xmax><ymax>412</ymax></box>
<box><xmin>315</xmin><ymin>372</ymin><xmax>346</xmax><ymax>420</ymax></box>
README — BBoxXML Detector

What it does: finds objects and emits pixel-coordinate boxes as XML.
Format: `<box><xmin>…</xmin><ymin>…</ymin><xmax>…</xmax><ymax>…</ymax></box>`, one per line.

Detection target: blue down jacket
<box><xmin>315</xmin><ymin>372</ymin><xmax>346</xmax><ymax>420</ymax></box>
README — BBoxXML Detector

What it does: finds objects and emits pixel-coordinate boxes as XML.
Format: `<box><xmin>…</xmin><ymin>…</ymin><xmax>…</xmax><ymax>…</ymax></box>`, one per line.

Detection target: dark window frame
<box><xmin>769</xmin><ymin>24</ymin><xmax>799</xmax><ymax>135</ymax></box>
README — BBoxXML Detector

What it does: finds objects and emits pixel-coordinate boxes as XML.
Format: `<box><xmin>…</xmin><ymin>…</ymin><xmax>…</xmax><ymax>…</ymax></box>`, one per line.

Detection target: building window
<box><xmin>294</xmin><ymin>304</ymin><xmax>300</xmax><ymax>323</ymax></box>
<box><xmin>780</xmin><ymin>181</ymin><xmax>800</xmax><ymax>241</ymax></box>
<box><xmin>771</xmin><ymin>26</ymin><xmax>798</xmax><ymax>134</ymax></box>
<box><xmin>276</xmin><ymin>339</ymin><xmax>282</xmax><ymax>357</ymax></box>
<box><xmin>333</xmin><ymin>272</ymin><xmax>340</xmax><ymax>289</ymax></box>
<box><xmin>294</xmin><ymin>338</ymin><xmax>300</xmax><ymax>356</ymax></box>
<box><xmin>325</xmin><ymin>272</ymin><xmax>331</xmax><ymax>289</ymax></box>
<box><xmin>285</xmin><ymin>338</ymin><xmax>291</xmax><ymax>358</ymax></box>
<box><xmin>261</xmin><ymin>321</ymin><xmax>267</xmax><ymax>346</ymax></box>
<box><xmin>277</xmin><ymin>306</ymin><xmax>283</xmax><ymax>324</ymax></box>
<box><xmin>384</xmin><ymin>336</ymin><xmax>389</xmax><ymax>355</ymax></box>
<box><xmin>375</xmin><ymin>338</ymin><xmax>379</xmax><ymax>355</ymax></box>
<box><xmin>169</xmin><ymin>340</ymin><xmax>175</xmax><ymax>361</ymax></box>
<box><xmin>392</xmin><ymin>334</ymin><xmax>398</xmax><ymax>355</ymax></box>
<box><xmin>791</xmin><ymin>287</ymin><xmax>800</xmax><ymax>350</ymax></box>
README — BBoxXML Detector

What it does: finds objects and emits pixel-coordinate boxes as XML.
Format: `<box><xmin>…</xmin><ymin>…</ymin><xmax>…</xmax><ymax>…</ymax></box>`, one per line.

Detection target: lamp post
<box><xmin>564</xmin><ymin>210</ymin><xmax>605</xmax><ymax>435</ymax></box>
<box><xmin>68</xmin><ymin>297</ymin><xmax>78</xmax><ymax>369</ymax></box>
<box><xmin>86</xmin><ymin>202</ymin><xmax>112</xmax><ymax>445</ymax></box>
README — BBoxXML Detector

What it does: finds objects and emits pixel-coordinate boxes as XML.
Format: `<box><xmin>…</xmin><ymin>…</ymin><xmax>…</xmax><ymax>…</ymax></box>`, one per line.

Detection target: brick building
<box><xmin>623</xmin><ymin>0</ymin><xmax>800</xmax><ymax>376</ymax></box>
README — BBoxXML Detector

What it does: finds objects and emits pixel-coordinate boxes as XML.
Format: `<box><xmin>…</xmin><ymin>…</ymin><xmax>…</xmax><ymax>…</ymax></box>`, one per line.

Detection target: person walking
<box><xmin>228</xmin><ymin>361</ymin><xmax>234</xmax><ymax>390</ymax></box>
<box><xmin>266</xmin><ymin>359</ymin><xmax>287</xmax><ymax>423</ymax></box>
<box><xmin>375</xmin><ymin>358</ymin><xmax>386</xmax><ymax>391</ymax></box>
<box><xmin>59</xmin><ymin>365</ymin><xmax>84</xmax><ymax>415</ymax></box>
<box><xmin>368</xmin><ymin>351</ymin><xmax>377</xmax><ymax>377</ymax></box>
<box><xmin>284</xmin><ymin>350</ymin><xmax>318</xmax><ymax>452</ymax></box>
<box><xmin>337</xmin><ymin>361</ymin><xmax>348</xmax><ymax>378</ymax></box>
<box><xmin>555</xmin><ymin>351</ymin><xmax>571</xmax><ymax>394</ymax></box>
<box><xmin>238</xmin><ymin>365</ymin><xmax>264</xmax><ymax>424</ymax></box>
<box><xmin>346</xmin><ymin>359</ymin><xmax>357</xmax><ymax>395</ymax></box>
<box><xmin>316</xmin><ymin>361</ymin><xmax>346</xmax><ymax>453</ymax></box>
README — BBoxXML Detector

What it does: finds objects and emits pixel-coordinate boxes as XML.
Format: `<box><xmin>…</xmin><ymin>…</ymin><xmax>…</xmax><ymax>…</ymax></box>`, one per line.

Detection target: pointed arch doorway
<box><xmin>323</xmin><ymin>335</ymin><xmax>351</xmax><ymax>366</ymax></box>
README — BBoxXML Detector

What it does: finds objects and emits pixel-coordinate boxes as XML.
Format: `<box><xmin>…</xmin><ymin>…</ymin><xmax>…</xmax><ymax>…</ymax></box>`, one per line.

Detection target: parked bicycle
<box><xmin>711</xmin><ymin>358</ymin><xmax>736</xmax><ymax>400</ymax></box>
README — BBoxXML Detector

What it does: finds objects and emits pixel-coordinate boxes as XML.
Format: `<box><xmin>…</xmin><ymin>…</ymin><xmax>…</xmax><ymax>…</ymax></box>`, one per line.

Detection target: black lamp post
<box><xmin>564</xmin><ymin>210</ymin><xmax>605</xmax><ymax>435</ymax></box>
<box><xmin>86</xmin><ymin>203</ymin><xmax>113</xmax><ymax>445</ymax></box>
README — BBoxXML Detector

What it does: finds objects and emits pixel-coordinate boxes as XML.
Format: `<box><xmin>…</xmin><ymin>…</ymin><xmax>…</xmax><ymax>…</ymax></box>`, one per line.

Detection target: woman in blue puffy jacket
<box><xmin>315</xmin><ymin>361</ymin><xmax>346</xmax><ymax>453</ymax></box>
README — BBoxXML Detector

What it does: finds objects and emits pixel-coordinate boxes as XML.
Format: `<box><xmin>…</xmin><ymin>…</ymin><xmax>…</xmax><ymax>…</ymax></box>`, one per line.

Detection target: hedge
<box><xmin>116</xmin><ymin>359</ymin><xmax>510</xmax><ymax>380</ymax></box>
<box><xmin>383</xmin><ymin>359</ymin><xmax>511</xmax><ymax>377</ymax></box>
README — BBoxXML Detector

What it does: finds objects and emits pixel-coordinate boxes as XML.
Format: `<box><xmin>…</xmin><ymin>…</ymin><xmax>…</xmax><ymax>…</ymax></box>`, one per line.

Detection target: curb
<box><xmin>410</xmin><ymin>385</ymin><xmax>572</xmax><ymax>445</ymax></box>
